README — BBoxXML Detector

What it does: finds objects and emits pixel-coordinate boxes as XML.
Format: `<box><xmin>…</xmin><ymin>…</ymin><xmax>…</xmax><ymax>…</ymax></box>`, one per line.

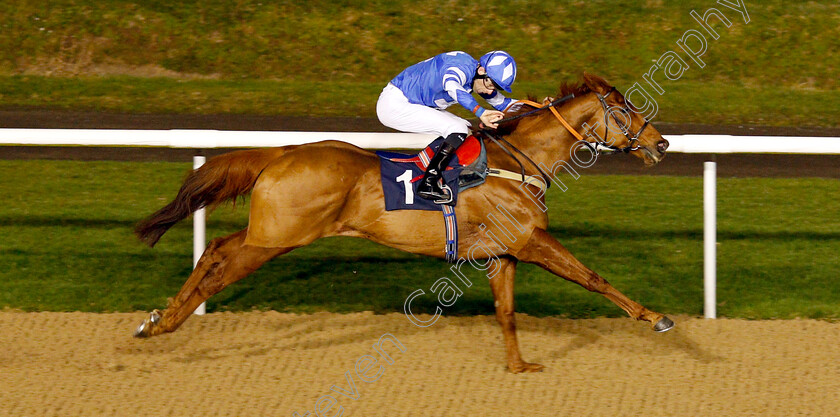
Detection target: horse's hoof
<box><xmin>653</xmin><ymin>316</ymin><xmax>675</xmax><ymax>332</ymax></box>
<box><xmin>133</xmin><ymin>310</ymin><xmax>162</xmax><ymax>338</ymax></box>
<box><xmin>509</xmin><ymin>362</ymin><xmax>545</xmax><ymax>374</ymax></box>
<box><xmin>133</xmin><ymin>319</ymin><xmax>150</xmax><ymax>338</ymax></box>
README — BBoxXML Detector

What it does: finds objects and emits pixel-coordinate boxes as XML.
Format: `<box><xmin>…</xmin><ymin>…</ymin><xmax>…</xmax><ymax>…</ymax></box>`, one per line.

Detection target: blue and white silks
<box><xmin>389</xmin><ymin>51</ymin><xmax>513</xmax><ymax>118</ymax></box>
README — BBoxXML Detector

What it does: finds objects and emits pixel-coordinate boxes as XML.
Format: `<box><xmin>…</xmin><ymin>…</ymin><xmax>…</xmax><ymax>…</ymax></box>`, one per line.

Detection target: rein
<box><xmin>476</xmin><ymin>94</ymin><xmax>579</xmax><ymax>190</ymax></box>
<box><xmin>478</xmin><ymin>87</ymin><xmax>651</xmax><ymax>191</ymax></box>
<box><xmin>496</xmin><ymin>94</ymin><xmax>576</xmax><ymax>125</ymax></box>
<box><xmin>506</xmin><ymin>89</ymin><xmax>649</xmax><ymax>155</ymax></box>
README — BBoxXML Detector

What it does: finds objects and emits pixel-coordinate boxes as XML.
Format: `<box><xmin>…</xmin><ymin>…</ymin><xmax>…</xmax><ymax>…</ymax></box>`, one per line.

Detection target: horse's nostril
<box><xmin>657</xmin><ymin>139</ymin><xmax>669</xmax><ymax>153</ymax></box>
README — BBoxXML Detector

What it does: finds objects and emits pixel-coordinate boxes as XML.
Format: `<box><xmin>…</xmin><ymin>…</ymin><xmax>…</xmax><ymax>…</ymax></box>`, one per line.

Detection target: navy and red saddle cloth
<box><xmin>376</xmin><ymin>135</ymin><xmax>488</xmax><ymax>262</ymax></box>
<box><xmin>376</xmin><ymin>135</ymin><xmax>487</xmax><ymax>211</ymax></box>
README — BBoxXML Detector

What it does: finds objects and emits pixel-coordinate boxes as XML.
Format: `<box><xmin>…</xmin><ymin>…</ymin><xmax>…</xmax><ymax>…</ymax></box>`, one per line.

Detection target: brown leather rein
<box><xmin>479</xmin><ymin>88</ymin><xmax>651</xmax><ymax>190</ymax></box>
<box><xmin>477</xmin><ymin>94</ymin><xmax>578</xmax><ymax>190</ymax></box>
<box><xmin>506</xmin><ymin>95</ymin><xmax>584</xmax><ymax>140</ymax></box>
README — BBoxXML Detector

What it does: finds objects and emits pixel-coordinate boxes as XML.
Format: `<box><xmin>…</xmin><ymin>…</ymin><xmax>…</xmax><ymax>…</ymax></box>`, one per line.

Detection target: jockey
<box><xmin>377</xmin><ymin>50</ymin><xmax>518</xmax><ymax>203</ymax></box>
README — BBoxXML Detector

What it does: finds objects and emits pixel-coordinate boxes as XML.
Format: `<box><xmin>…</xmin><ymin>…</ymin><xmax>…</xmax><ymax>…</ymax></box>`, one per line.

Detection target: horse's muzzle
<box><xmin>640</xmin><ymin>139</ymin><xmax>669</xmax><ymax>166</ymax></box>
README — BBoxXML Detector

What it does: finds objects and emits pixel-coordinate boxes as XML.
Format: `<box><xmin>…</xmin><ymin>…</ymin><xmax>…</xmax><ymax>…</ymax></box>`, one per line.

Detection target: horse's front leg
<box><xmin>490</xmin><ymin>257</ymin><xmax>545</xmax><ymax>373</ymax></box>
<box><xmin>516</xmin><ymin>228</ymin><xmax>674</xmax><ymax>331</ymax></box>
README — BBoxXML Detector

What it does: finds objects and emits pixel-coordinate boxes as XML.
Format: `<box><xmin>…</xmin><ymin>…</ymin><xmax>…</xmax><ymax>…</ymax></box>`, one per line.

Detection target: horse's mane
<box><xmin>496</xmin><ymin>73</ymin><xmax>616</xmax><ymax>135</ymax></box>
<box><xmin>558</xmin><ymin>73</ymin><xmax>603</xmax><ymax>98</ymax></box>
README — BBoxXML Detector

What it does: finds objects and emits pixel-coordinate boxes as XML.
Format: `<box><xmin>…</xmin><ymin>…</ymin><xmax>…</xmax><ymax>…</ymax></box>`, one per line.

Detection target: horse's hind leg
<box><xmin>516</xmin><ymin>228</ymin><xmax>674</xmax><ymax>331</ymax></box>
<box><xmin>490</xmin><ymin>257</ymin><xmax>545</xmax><ymax>373</ymax></box>
<box><xmin>134</xmin><ymin>229</ymin><xmax>291</xmax><ymax>337</ymax></box>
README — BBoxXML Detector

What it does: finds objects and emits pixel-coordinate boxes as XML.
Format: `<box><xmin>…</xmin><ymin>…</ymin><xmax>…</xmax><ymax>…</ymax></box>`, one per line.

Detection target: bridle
<box><xmin>591</xmin><ymin>87</ymin><xmax>650</xmax><ymax>154</ymax></box>
<box><xmin>479</xmin><ymin>86</ymin><xmax>651</xmax><ymax>189</ymax></box>
<box><xmin>495</xmin><ymin>87</ymin><xmax>650</xmax><ymax>155</ymax></box>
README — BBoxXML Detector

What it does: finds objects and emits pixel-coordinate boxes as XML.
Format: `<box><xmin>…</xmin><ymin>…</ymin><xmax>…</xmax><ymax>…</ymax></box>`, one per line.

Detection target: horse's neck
<box><xmin>497</xmin><ymin>95</ymin><xmax>598</xmax><ymax>171</ymax></box>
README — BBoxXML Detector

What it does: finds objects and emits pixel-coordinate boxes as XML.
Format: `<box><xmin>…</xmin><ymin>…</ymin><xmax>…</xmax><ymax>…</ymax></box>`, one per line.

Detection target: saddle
<box><xmin>375</xmin><ymin>134</ymin><xmax>547</xmax><ymax>262</ymax></box>
<box><xmin>376</xmin><ymin>135</ymin><xmax>489</xmax><ymax>212</ymax></box>
<box><xmin>375</xmin><ymin>135</ymin><xmax>488</xmax><ymax>263</ymax></box>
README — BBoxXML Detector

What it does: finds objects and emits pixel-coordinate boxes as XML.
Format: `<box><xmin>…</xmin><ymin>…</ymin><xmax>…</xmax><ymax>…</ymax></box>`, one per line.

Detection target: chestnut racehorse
<box><xmin>133</xmin><ymin>73</ymin><xmax>673</xmax><ymax>373</ymax></box>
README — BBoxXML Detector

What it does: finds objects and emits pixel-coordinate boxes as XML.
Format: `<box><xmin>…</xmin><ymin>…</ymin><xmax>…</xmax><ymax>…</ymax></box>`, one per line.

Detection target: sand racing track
<box><xmin>1</xmin><ymin>311</ymin><xmax>838</xmax><ymax>416</ymax></box>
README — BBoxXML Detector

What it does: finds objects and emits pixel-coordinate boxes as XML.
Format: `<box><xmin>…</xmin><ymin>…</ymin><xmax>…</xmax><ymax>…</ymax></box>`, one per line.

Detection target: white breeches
<box><xmin>376</xmin><ymin>83</ymin><xmax>471</xmax><ymax>138</ymax></box>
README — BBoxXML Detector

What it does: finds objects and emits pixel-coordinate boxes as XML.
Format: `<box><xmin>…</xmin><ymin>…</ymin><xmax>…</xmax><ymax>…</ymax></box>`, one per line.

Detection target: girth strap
<box><xmin>481</xmin><ymin>130</ymin><xmax>553</xmax><ymax>190</ymax></box>
<box><xmin>412</xmin><ymin>151</ymin><xmax>459</xmax><ymax>263</ymax></box>
<box><xmin>487</xmin><ymin>168</ymin><xmax>547</xmax><ymax>193</ymax></box>
<box><xmin>442</xmin><ymin>205</ymin><xmax>458</xmax><ymax>263</ymax></box>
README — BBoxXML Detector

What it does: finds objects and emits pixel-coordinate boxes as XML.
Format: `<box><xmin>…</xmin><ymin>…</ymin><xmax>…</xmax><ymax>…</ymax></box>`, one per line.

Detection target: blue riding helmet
<box><xmin>479</xmin><ymin>51</ymin><xmax>517</xmax><ymax>93</ymax></box>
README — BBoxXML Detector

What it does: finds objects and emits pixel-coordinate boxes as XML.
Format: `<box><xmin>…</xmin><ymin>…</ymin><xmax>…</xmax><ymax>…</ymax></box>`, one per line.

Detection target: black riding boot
<box><xmin>417</xmin><ymin>134</ymin><xmax>463</xmax><ymax>203</ymax></box>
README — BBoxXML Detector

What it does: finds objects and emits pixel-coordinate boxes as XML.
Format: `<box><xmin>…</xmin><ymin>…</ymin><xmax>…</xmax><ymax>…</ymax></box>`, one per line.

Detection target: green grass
<box><xmin>0</xmin><ymin>0</ymin><xmax>838</xmax><ymax>126</ymax></box>
<box><xmin>2</xmin><ymin>76</ymin><xmax>838</xmax><ymax>127</ymax></box>
<box><xmin>1</xmin><ymin>159</ymin><xmax>838</xmax><ymax>319</ymax></box>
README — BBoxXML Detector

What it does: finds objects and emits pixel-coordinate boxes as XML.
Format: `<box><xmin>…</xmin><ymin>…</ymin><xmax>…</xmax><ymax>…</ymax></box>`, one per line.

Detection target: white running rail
<box><xmin>4</xmin><ymin>129</ymin><xmax>839</xmax><ymax>318</ymax></box>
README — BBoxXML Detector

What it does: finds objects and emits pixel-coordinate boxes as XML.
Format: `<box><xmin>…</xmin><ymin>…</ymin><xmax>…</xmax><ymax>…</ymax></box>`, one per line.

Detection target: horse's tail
<box><xmin>135</xmin><ymin>147</ymin><xmax>289</xmax><ymax>247</ymax></box>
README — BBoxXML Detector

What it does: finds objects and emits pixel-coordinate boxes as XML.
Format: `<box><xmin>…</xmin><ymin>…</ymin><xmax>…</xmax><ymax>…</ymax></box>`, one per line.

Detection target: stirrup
<box><xmin>417</xmin><ymin>177</ymin><xmax>452</xmax><ymax>204</ymax></box>
<box><xmin>432</xmin><ymin>183</ymin><xmax>453</xmax><ymax>204</ymax></box>
<box><xmin>418</xmin><ymin>180</ymin><xmax>452</xmax><ymax>204</ymax></box>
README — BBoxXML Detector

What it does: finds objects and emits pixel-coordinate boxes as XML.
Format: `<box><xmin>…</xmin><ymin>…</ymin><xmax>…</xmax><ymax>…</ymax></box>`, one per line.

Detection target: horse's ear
<box><xmin>582</xmin><ymin>71</ymin><xmax>611</xmax><ymax>95</ymax></box>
